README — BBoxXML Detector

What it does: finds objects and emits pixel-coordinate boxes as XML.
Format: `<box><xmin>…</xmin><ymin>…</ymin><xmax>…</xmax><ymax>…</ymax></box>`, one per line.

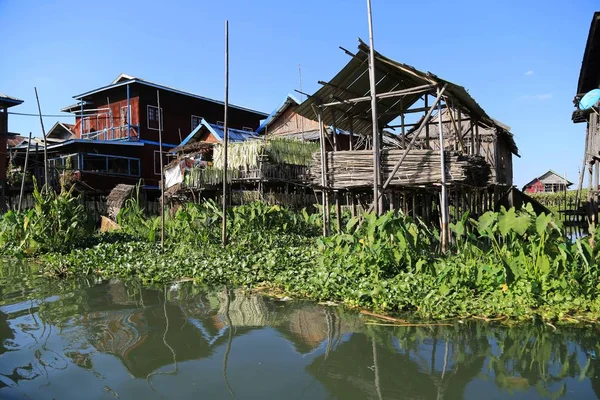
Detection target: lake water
<box><xmin>1</xmin><ymin>263</ymin><xmax>600</xmax><ymax>399</ymax></box>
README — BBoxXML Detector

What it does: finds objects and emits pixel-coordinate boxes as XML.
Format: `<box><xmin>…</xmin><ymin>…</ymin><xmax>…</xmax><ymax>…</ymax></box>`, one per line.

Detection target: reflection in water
<box><xmin>0</xmin><ymin>262</ymin><xmax>600</xmax><ymax>399</ymax></box>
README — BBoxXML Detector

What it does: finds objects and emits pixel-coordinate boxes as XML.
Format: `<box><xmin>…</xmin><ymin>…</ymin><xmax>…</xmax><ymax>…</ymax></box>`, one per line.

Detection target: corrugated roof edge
<box><xmin>72</xmin><ymin>78</ymin><xmax>268</xmax><ymax>117</ymax></box>
<box><xmin>0</xmin><ymin>93</ymin><xmax>24</xmax><ymax>106</ymax></box>
<box><xmin>256</xmin><ymin>94</ymin><xmax>300</xmax><ymax>133</ymax></box>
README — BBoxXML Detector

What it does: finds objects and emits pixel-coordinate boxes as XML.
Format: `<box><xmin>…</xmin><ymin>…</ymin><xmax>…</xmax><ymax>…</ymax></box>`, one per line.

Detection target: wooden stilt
<box><xmin>317</xmin><ymin>108</ymin><xmax>329</xmax><ymax>236</ymax></box>
<box><xmin>335</xmin><ymin>191</ymin><xmax>342</xmax><ymax>232</ymax></box>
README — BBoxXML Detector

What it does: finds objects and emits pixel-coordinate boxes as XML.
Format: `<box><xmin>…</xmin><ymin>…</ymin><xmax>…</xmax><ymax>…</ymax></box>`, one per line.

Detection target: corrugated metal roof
<box><xmin>0</xmin><ymin>93</ymin><xmax>24</xmax><ymax>108</ymax></box>
<box><xmin>60</xmin><ymin>100</ymin><xmax>93</xmax><ymax>113</ymax></box>
<box><xmin>72</xmin><ymin>74</ymin><xmax>268</xmax><ymax>117</ymax></box>
<box><xmin>179</xmin><ymin>119</ymin><xmax>259</xmax><ymax>147</ymax></box>
<box><xmin>295</xmin><ymin>39</ymin><xmax>490</xmax><ymax>137</ymax></box>
<box><xmin>256</xmin><ymin>95</ymin><xmax>300</xmax><ymax>133</ymax></box>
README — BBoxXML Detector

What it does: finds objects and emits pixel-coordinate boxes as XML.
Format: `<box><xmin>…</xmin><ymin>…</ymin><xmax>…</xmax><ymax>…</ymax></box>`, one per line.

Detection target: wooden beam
<box><xmin>320</xmin><ymin>84</ymin><xmax>435</xmax><ymax>108</ymax></box>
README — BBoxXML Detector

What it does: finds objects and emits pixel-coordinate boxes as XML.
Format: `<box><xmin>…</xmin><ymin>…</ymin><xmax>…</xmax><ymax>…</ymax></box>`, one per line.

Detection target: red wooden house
<box><xmin>49</xmin><ymin>74</ymin><xmax>267</xmax><ymax>192</ymax></box>
<box><xmin>523</xmin><ymin>170</ymin><xmax>573</xmax><ymax>194</ymax></box>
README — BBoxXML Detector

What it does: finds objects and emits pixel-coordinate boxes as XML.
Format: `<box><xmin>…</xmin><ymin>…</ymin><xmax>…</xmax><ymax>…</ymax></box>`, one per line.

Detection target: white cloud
<box><xmin>524</xmin><ymin>70</ymin><xmax>534</xmax><ymax>76</ymax></box>
<box><xmin>522</xmin><ymin>93</ymin><xmax>552</xmax><ymax>101</ymax></box>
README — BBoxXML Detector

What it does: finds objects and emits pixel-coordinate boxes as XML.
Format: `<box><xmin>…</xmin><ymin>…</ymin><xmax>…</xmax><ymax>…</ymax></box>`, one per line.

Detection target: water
<box><xmin>1</xmin><ymin>264</ymin><xmax>600</xmax><ymax>400</ymax></box>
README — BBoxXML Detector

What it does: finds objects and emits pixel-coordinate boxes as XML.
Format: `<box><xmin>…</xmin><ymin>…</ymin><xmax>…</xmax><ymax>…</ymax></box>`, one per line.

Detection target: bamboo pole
<box><xmin>361</xmin><ymin>87</ymin><xmax>448</xmax><ymax>216</ymax></box>
<box><xmin>331</xmin><ymin>110</ymin><xmax>342</xmax><ymax>232</ymax></box>
<box><xmin>401</xmin><ymin>112</ymin><xmax>406</xmax><ymax>148</ymax></box>
<box><xmin>475</xmin><ymin>122</ymin><xmax>480</xmax><ymax>155</ymax></box>
<box><xmin>318</xmin><ymin>108</ymin><xmax>329</xmax><ymax>236</ymax></box>
<box><xmin>424</xmin><ymin>95</ymin><xmax>430</xmax><ymax>148</ymax></box>
<box><xmin>157</xmin><ymin>90</ymin><xmax>165</xmax><ymax>250</ymax></box>
<box><xmin>367</xmin><ymin>0</ymin><xmax>380</xmax><ymax>216</ymax></box>
<box><xmin>438</xmin><ymin>91</ymin><xmax>448</xmax><ymax>253</ymax></box>
<box><xmin>34</xmin><ymin>87</ymin><xmax>48</xmax><ymax>190</ymax></box>
<box><xmin>18</xmin><ymin>132</ymin><xmax>32</xmax><ymax>212</ymax></box>
<box><xmin>349</xmin><ymin>116</ymin><xmax>354</xmax><ymax>151</ymax></box>
<box><xmin>106</xmin><ymin>96</ymin><xmax>113</xmax><ymax>139</ymax></box>
<box><xmin>222</xmin><ymin>20</ymin><xmax>230</xmax><ymax>247</ymax></box>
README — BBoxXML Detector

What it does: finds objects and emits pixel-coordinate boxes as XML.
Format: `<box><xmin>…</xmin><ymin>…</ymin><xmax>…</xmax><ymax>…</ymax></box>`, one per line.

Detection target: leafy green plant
<box><xmin>0</xmin><ymin>182</ymin><xmax>89</xmax><ymax>255</ymax></box>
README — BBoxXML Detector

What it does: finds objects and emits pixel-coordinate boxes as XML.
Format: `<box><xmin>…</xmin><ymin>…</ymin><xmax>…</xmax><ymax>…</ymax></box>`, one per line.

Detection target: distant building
<box><xmin>523</xmin><ymin>170</ymin><xmax>573</xmax><ymax>193</ymax></box>
<box><xmin>0</xmin><ymin>93</ymin><xmax>24</xmax><ymax>208</ymax></box>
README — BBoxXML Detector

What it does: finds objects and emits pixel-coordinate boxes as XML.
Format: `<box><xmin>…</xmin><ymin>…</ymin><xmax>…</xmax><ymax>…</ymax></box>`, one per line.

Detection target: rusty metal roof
<box><xmin>295</xmin><ymin>39</ymin><xmax>490</xmax><ymax>136</ymax></box>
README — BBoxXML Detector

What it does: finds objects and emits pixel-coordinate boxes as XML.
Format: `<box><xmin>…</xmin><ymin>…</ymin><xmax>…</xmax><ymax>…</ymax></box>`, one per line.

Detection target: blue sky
<box><xmin>0</xmin><ymin>0</ymin><xmax>597</xmax><ymax>188</ymax></box>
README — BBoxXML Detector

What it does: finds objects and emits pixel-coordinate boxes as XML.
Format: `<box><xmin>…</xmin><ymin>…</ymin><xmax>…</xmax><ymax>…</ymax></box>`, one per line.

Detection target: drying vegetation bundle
<box><xmin>311</xmin><ymin>149</ymin><xmax>491</xmax><ymax>188</ymax></box>
<box><xmin>213</xmin><ymin>138</ymin><xmax>319</xmax><ymax>170</ymax></box>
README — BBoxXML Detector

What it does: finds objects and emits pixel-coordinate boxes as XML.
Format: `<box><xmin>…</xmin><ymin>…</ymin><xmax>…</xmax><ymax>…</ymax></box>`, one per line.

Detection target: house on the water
<box><xmin>1</xmin><ymin>93</ymin><xmax>24</xmax><ymax>208</ymax></box>
<box><xmin>523</xmin><ymin>170</ymin><xmax>572</xmax><ymax>194</ymax></box>
<box><xmin>47</xmin><ymin>73</ymin><xmax>267</xmax><ymax>192</ymax></box>
<box><xmin>573</xmin><ymin>11</ymin><xmax>600</xmax><ymax>224</ymax></box>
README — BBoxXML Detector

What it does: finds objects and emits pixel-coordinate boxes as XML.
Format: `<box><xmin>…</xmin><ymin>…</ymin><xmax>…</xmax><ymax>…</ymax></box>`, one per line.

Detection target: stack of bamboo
<box><xmin>310</xmin><ymin>149</ymin><xmax>490</xmax><ymax>189</ymax></box>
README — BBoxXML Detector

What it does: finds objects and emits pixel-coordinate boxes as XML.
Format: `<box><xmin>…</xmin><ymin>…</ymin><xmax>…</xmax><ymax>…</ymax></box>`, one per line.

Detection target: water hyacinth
<box><xmin>3</xmin><ymin>187</ymin><xmax>600</xmax><ymax>322</ymax></box>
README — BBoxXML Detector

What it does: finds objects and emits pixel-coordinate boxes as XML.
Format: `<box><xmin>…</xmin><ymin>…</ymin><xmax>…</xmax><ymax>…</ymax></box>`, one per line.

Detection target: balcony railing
<box><xmin>80</xmin><ymin>125</ymin><xmax>139</xmax><ymax>141</ymax></box>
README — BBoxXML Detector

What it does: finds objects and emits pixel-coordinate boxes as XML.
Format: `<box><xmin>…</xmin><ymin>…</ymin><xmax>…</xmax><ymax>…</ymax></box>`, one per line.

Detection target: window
<box><xmin>49</xmin><ymin>153</ymin><xmax>79</xmax><ymax>171</ymax></box>
<box><xmin>154</xmin><ymin>150</ymin><xmax>169</xmax><ymax>175</ymax></box>
<box><xmin>191</xmin><ymin>115</ymin><xmax>202</xmax><ymax>131</ymax></box>
<box><xmin>81</xmin><ymin>153</ymin><xmax>140</xmax><ymax>177</ymax></box>
<box><xmin>147</xmin><ymin>105</ymin><xmax>163</xmax><ymax>130</ymax></box>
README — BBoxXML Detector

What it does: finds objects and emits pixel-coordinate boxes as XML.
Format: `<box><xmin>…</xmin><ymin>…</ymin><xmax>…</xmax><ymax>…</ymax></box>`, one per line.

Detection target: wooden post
<box><xmin>318</xmin><ymin>108</ymin><xmax>329</xmax><ymax>236</ymax></box>
<box><xmin>577</xmin><ymin>120</ymin><xmax>591</xmax><ymax>208</ymax></box>
<box><xmin>34</xmin><ymin>143</ymin><xmax>39</xmax><ymax>185</ymax></box>
<box><xmin>594</xmin><ymin>159</ymin><xmax>600</xmax><ymax>226</ymax></box>
<box><xmin>438</xmin><ymin>91</ymin><xmax>448</xmax><ymax>253</ymax></box>
<box><xmin>470</xmin><ymin>119</ymin><xmax>475</xmax><ymax>155</ymax></box>
<box><xmin>34</xmin><ymin>87</ymin><xmax>48</xmax><ymax>190</ymax></box>
<box><xmin>457</xmin><ymin>108</ymin><xmax>462</xmax><ymax>152</ymax></box>
<box><xmin>349</xmin><ymin>116</ymin><xmax>354</xmax><ymax>151</ymax></box>
<box><xmin>588</xmin><ymin>162</ymin><xmax>593</xmax><ymax>229</ymax></box>
<box><xmin>424</xmin><ymin>95</ymin><xmax>430</xmax><ymax>149</ymax></box>
<box><xmin>331</xmin><ymin>110</ymin><xmax>341</xmax><ymax>231</ymax></box>
<box><xmin>475</xmin><ymin>122</ymin><xmax>480</xmax><ymax>155</ymax></box>
<box><xmin>367</xmin><ymin>0</ymin><xmax>381</xmax><ymax>216</ymax></box>
<box><xmin>18</xmin><ymin>132</ymin><xmax>32</xmax><ymax>212</ymax></box>
<box><xmin>331</xmin><ymin>109</ymin><xmax>338</xmax><ymax>151</ymax></box>
<box><xmin>222</xmin><ymin>20</ymin><xmax>230</xmax><ymax>247</ymax></box>
<box><xmin>401</xmin><ymin>112</ymin><xmax>406</xmax><ymax>148</ymax></box>
<box><xmin>157</xmin><ymin>90</ymin><xmax>165</xmax><ymax>250</ymax></box>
